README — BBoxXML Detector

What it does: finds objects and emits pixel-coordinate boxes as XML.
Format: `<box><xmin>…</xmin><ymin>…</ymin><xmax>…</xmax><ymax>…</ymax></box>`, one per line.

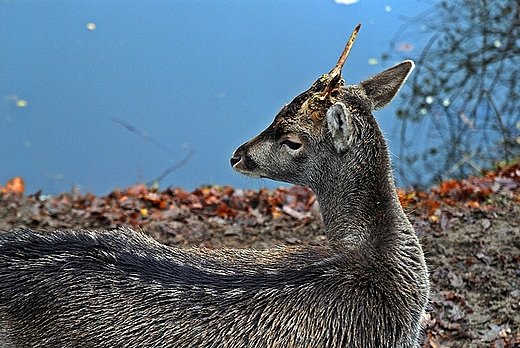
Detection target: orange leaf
<box><xmin>215</xmin><ymin>203</ymin><xmax>237</xmax><ymax>218</ymax></box>
<box><xmin>127</xmin><ymin>184</ymin><xmax>146</xmax><ymax>196</ymax></box>
<box><xmin>467</xmin><ymin>200</ymin><xmax>480</xmax><ymax>209</ymax></box>
<box><xmin>1</xmin><ymin>177</ymin><xmax>25</xmax><ymax>194</ymax></box>
<box><xmin>437</xmin><ymin>179</ymin><xmax>459</xmax><ymax>197</ymax></box>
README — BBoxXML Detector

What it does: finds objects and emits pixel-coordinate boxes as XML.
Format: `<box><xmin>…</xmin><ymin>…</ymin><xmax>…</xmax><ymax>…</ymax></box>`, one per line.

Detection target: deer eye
<box><xmin>281</xmin><ymin>139</ymin><xmax>302</xmax><ymax>151</ymax></box>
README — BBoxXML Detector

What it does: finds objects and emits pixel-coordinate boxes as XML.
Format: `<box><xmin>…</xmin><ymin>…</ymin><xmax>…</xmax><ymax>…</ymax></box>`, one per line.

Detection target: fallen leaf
<box><xmin>0</xmin><ymin>177</ymin><xmax>25</xmax><ymax>194</ymax></box>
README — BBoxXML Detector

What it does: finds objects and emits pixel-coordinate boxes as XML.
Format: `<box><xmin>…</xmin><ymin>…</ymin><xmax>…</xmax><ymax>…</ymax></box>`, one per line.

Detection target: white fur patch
<box><xmin>326</xmin><ymin>102</ymin><xmax>350</xmax><ymax>152</ymax></box>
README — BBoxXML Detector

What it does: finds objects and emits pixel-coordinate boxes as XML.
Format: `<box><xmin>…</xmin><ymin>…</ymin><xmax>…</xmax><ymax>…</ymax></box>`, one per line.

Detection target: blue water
<box><xmin>1</xmin><ymin>0</ymin><xmax>430</xmax><ymax>195</ymax></box>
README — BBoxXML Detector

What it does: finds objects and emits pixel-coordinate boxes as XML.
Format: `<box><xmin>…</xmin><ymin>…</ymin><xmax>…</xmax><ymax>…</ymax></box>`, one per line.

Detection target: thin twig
<box><xmin>483</xmin><ymin>89</ymin><xmax>509</xmax><ymax>164</ymax></box>
<box><xmin>112</xmin><ymin>117</ymin><xmax>196</xmax><ymax>187</ymax></box>
<box><xmin>147</xmin><ymin>149</ymin><xmax>196</xmax><ymax>188</ymax></box>
<box><xmin>112</xmin><ymin>118</ymin><xmax>177</xmax><ymax>158</ymax></box>
<box><xmin>444</xmin><ymin>149</ymin><xmax>480</xmax><ymax>179</ymax></box>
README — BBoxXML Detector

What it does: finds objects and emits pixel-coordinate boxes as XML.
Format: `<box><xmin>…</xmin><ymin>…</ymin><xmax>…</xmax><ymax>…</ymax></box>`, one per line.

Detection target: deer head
<box><xmin>230</xmin><ymin>25</ymin><xmax>414</xmax><ymax>199</ymax></box>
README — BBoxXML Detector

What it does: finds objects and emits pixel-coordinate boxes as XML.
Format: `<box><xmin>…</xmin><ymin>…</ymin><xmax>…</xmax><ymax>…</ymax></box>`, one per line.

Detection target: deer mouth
<box><xmin>230</xmin><ymin>150</ymin><xmax>265</xmax><ymax>178</ymax></box>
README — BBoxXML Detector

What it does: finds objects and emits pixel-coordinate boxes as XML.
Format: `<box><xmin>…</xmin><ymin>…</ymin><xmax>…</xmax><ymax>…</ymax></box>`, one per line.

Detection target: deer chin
<box><xmin>232</xmin><ymin>164</ymin><xmax>266</xmax><ymax>179</ymax></box>
<box><xmin>235</xmin><ymin>169</ymin><xmax>262</xmax><ymax>179</ymax></box>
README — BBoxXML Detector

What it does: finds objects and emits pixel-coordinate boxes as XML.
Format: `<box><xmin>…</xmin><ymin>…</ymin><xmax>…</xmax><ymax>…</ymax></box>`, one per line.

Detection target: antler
<box><xmin>329</xmin><ymin>23</ymin><xmax>361</xmax><ymax>78</ymax></box>
<box><xmin>320</xmin><ymin>23</ymin><xmax>361</xmax><ymax>100</ymax></box>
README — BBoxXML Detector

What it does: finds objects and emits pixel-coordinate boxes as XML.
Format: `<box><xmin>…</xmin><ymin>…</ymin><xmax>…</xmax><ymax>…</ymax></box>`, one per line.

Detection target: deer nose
<box><xmin>230</xmin><ymin>153</ymin><xmax>242</xmax><ymax>167</ymax></box>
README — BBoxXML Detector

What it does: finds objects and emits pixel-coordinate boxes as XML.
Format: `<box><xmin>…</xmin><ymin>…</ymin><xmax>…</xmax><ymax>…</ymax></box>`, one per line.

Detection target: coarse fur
<box><xmin>0</xmin><ymin>31</ymin><xmax>429</xmax><ymax>347</ymax></box>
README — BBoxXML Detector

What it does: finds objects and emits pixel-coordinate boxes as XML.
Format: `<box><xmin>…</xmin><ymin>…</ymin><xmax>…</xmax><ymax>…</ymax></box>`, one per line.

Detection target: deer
<box><xmin>0</xmin><ymin>24</ymin><xmax>429</xmax><ymax>348</ymax></box>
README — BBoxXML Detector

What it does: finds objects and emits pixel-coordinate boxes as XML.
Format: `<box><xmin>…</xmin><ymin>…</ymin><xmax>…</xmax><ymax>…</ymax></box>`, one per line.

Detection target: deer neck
<box><xmin>311</xmin><ymin>139</ymin><xmax>407</xmax><ymax>242</ymax></box>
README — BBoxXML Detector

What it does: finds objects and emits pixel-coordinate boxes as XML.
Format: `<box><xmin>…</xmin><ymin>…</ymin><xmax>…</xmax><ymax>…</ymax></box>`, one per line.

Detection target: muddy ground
<box><xmin>0</xmin><ymin>168</ymin><xmax>519</xmax><ymax>347</ymax></box>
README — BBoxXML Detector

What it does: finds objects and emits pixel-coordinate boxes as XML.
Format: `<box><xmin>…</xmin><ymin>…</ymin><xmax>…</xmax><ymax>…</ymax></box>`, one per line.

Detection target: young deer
<box><xmin>0</xmin><ymin>25</ymin><xmax>429</xmax><ymax>348</ymax></box>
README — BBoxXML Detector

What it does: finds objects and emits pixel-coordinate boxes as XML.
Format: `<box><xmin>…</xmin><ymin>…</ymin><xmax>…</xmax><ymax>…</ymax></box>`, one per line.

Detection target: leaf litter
<box><xmin>1</xmin><ymin>160</ymin><xmax>520</xmax><ymax>347</ymax></box>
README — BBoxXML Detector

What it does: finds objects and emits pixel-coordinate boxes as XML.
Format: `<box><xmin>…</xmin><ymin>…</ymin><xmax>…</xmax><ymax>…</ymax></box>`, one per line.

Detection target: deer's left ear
<box><xmin>326</xmin><ymin>102</ymin><xmax>351</xmax><ymax>152</ymax></box>
<box><xmin>360</xmin><ymin>60</ymin><xmax>414</xmax><ymax>111</ymax></box>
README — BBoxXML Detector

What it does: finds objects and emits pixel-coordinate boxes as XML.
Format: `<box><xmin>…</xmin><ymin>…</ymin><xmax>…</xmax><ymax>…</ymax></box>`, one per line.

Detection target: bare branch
<box><xmin>386</xmin><ymin>0</ymin><xmax>520</xmax><ymax>186</ymax></box>
<box><xmin>112</xmin><ymin>118</ymin><xmax>177</xmax><ymax>158</ymax></box>
<box><xmin>112</xmin><ymin>117</ymin><xmax>196</xmax><ymax>188</ymax></box>
<box><xmin>147</xmin><ymin>149</ymin><xmax>196</xmax><ymax>188</ymax></box>
<box><xmin>483</xmin><ymin>89</ymin><xmax>509</xmax><ymax>164</ymax></box>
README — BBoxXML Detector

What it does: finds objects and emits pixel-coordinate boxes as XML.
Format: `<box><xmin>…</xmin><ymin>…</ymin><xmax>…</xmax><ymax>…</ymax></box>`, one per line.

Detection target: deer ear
<box><xmin>326</xmin><ymin>102</ymin><xmax>351</xmax><ymax>152</ymax></box>
<box><xmin>360</xmin><ymin>60</ymin><xmax>414</xmax><ymax>111</ymax></box>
